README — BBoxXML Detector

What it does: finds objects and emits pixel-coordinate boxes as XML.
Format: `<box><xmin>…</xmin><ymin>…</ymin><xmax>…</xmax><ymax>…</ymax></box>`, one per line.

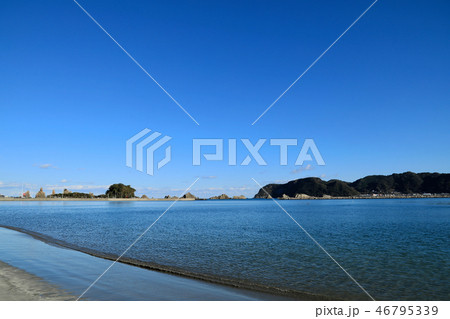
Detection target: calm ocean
<box><xmin>0</xmin><ymin>198</ymin><xmax>449</xmax><ymax>300</ymax></box>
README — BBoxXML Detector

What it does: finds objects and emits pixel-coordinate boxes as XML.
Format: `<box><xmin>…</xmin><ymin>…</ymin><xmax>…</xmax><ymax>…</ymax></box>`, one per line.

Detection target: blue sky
<box><xmin>1</xmin><ymin>0</ymin><xmax>449</xmax><ymax>198</ymax></box>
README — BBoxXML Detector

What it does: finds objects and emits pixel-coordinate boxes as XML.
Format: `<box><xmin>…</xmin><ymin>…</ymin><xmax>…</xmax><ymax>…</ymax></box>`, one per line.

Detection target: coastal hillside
<box><xmin>254</xmin><ymin>172</ymin><xmax>450</xmax><ymax>198</ymax></box>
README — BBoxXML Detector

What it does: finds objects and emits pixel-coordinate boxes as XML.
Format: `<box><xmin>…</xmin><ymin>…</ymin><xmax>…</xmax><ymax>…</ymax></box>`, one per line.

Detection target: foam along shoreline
<box><xmin>0</xmin><ymin>260</ymin><xmax>74</xmax><ymax>301</ymax></box>
<box><xmin>0</xmin><ymin>226</ymin><xmax>299</xmax><ymax>301</ymax></box>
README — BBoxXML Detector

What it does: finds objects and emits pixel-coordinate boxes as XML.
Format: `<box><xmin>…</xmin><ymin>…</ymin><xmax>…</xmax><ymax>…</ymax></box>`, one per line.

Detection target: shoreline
<box><xmin>0</xmin><ymin>227</ymin><xmax>294</xmax><ymax>301</ymax></box>
<box><xmin>263</xmin><ymin>195</ymin><xmax>450</xmax><ymax>200</ymax></box>
<box><xmin>0</xmin><ymin>195</ymin><xmax>449</xmax><ymax>201</ymax></box>
<box><xmin>0</xmin><ymin>198</ymin><xmax>196</xmax><ymax>201</ymax></box>
<box><xmin>0</xmin><ymin>225</ymin><xmax>334</xmax><ymax>301</ymax></box>
<box><xmin>0</xmin><ymin>260</ymin><xmax>74</xmax><ymax>301</ymax></box>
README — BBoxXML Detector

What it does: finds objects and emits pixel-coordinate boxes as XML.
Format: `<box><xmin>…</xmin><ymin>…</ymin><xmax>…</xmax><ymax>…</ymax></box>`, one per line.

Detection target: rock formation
<box><xmin>182</xmin><ymin>192</ymin><xmax>197</xmax><ymax>199</ymax></box>
<box><xmin>232</xmin><ymin>195</ymin><xmax>246</xmax><ymax>199</ymax></box>
<box><xmin>210</xmin><ymin>194</ymin><xmax>230</xmax><ymax>200</ymax></box>
<box><xmin>35</xmin><ymin>187</ymin><xmax>46</xmax><ymax>198</ymax></box>
<box><xmin>294</xmin><ymin>193</ymin><xmax>311</xmax><ymax>199</ymax></box>
<box><xmin>141</xmin><ymin>195</ymin><xmax>149</xmax><ymax>199</ymax></box>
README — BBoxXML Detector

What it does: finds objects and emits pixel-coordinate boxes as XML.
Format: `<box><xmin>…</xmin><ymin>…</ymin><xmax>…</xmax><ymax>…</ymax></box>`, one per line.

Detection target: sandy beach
<box><xmin>0</xmin><ymin>260</ymin><xmax>74</xmax><ymax>301</ymax></box>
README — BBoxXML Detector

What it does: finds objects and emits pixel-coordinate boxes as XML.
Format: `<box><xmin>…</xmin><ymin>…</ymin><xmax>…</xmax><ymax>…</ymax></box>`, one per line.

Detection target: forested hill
<box><xmin>254</xmin><ymin>172</ymin><xmax>450</xmax><ymax>198</ymax></box>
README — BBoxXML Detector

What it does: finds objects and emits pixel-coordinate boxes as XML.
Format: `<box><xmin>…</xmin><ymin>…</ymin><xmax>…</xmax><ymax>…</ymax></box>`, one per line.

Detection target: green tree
<box><xmin>105</xmin><ymin>183</ymin><xmax>136</xmax><ymax>198</ymax></box>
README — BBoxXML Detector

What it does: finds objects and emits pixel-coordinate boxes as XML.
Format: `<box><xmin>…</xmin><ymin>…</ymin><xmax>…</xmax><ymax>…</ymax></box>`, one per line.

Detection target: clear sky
<box><xmin>1</xmin><ymin>0</ymin><xmax>449</xmax><ymax>198</ymax></box>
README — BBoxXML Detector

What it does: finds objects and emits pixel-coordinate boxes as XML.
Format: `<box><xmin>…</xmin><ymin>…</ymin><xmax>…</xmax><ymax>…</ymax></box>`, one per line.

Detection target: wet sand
<box><xmin>0</xmin><ymin>260</ymin><xmax>74</xmax><ymax>301</ymax></box>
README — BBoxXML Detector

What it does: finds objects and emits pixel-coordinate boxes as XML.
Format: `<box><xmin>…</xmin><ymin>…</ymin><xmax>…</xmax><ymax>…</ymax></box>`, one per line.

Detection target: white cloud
<box><xmin>0</xmin><ymin>182</ymin><xmax>24</xmax><ymax>188</ymax></box>
<box><xmin>70</xmin><ymin>185</ymin><xmax>109</xmax><ymax>190</ymax></box>
<box><xmin>228</xmin><ymin>186</ymin><xmax>251</xmax><ymax>191</ymax></box>
<box><xmin>291</xmin><ymin>164</ymin><xmax>313</xmax><ymax>174</ymax></box>
<box><xmin>206</xmin><ymin>187</ymin><xmax>224</xmax><ymax>191</ymax></box>
<box><xmin>0</xmin><ymin>182</ymin><xmax>37</xmax><ymax>196</ymax></box>
<box><xmin>61</xmin><ymin>179</ymin><xmax>68</xmax><ymax>183</ymax></box>
<box><xmin>34</xmin><ymin>163</ymin><xmax>59</xmax><ymax>169</ymax></box>
<box><xmin>45</xmin><ymin>184</ymin><xmax>109</xmax><ymax>191</ymax></box>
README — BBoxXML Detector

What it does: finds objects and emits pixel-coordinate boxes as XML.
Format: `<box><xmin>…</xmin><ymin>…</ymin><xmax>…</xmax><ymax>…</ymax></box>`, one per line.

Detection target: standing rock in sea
<box><xmin>182</xmin><ymin>192</ymin><xmax>198</xmax><ymax>200</ymax></box>
<box><xmin>164</xmin><ymin>195</ymin><xmax>179</xmax><ymax>199</ymax></box>
<box><xmin>232</xmin><ymin>195</ymin><xmax>246</xmax><ymax>199</ymax></box>
<box><xmin>210</xmin><ymin>194</ymin><xmax>230</xmax><ymax>200</ymax></box>
<box><xmin>35</xmin><ymin>188</ymin><xmax>46</xmax><ymax>198</ymax></box>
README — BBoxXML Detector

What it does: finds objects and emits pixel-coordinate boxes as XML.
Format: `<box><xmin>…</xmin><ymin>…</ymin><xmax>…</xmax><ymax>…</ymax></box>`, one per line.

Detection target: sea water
<box><xmin>0</xmin><ymin>199</ymin><xmax>448</xmax><ymax>300</ymax></box>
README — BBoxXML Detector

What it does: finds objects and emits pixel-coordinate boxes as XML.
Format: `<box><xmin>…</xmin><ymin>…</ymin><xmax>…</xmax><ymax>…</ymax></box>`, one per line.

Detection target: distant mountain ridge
<box><xmin>254</xmin><ymin>172</ymin><xmax>450</xmax><ymax>198</ymax></box>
